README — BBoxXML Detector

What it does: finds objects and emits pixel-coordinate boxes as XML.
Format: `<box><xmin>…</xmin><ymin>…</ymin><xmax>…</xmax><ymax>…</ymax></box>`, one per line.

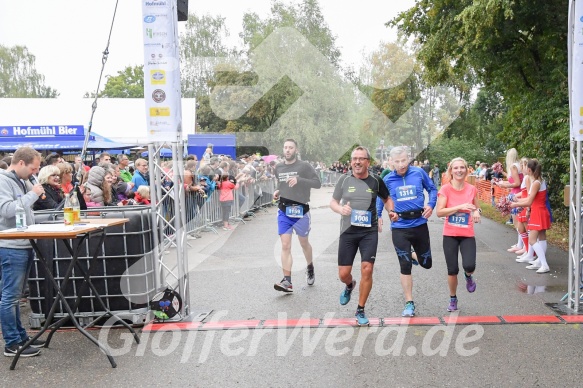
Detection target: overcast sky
<box><xmin>0</xmin><ymin>0</ymin><xmax>415</xmax><ymax>98</ymax></box>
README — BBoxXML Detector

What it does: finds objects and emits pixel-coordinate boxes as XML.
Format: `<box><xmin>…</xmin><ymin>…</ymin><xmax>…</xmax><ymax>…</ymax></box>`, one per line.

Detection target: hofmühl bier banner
<box><xmin>142</xmin><ymin>0</ymin><xmax>182</xmax><ymax>142</ymax></box>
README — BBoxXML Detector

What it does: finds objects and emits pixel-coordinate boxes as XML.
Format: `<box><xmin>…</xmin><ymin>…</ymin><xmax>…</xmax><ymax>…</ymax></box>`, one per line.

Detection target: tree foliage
<box><xmin>391</xmin><ymin>0</ymin><xmax>569</xmax><ymax>219</ymax></box>
<box><xmin>96</xmin><ymin>65</ymin><xmax>144</xmax><ymax>98</ymax></box>
<box><xmin>180</xmin><ymin>13</ymin><xmax>238</xmax><ymax>98</ymax></box>
<box><xmin>198</xmin><ymin>0</ymin><xmax>354</xmax><ymax>160</ymax></box>
<box><xmin>0</xmin><ymin>45</ymin><xmax>58</xmax><ymax>97</ymax></box>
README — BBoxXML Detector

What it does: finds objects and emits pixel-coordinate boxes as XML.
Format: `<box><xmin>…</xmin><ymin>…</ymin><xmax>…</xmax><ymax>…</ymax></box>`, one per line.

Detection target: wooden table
<box><xmin>1</xmin><ymin>218</ymin><xmax>140</xmax><ymax>370</ymax></box>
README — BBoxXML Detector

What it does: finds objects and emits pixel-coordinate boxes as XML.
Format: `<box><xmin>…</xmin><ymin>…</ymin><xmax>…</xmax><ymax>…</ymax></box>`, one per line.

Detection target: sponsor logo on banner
<box><xmin>152</xmin><ymin>89</ymin><xmax>166</xmax><ymax>103</ymax></box>
<box><xmin>149</xmin><ymin>107</ymin><xmax>171</xmax><ymax>116</ymax></box>
<box><xmin>149</xmin><ymin>120</ymin><xmax>170</xmax><ymax>127</ymax></box>
<box><xmin>6</xmin><ymin>125</ymin><xmax>83</xmax><ymax>136</ymax></box>
<box><xmin>151</xmin><ymin>70</ymin><xmax>166</xmax><ymax>84</ymax></box>
<box><xmin>148</xmin><ymin>60</ymin><xmax>169</xmax><ymax>66</ymax></box>
<box><xmin>144</xmin><ymin>15</ymin><xmax>156</xmax><ymax>23</ymax></box>
<box><xmin>145</xmin><ymin>1</ymin><xmax>167</xmax><ymax>6</ymax></box>
<box><xmin>146</xmin><ymin>28</ymin><xmax>168</xmax><ymax>39</ymax></box>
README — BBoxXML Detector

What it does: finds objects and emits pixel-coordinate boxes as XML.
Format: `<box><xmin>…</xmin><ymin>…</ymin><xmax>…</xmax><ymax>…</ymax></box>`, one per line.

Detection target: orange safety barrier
<box><xmin>439</xmin><ymin>174</ymin><xmax>511</xmax><ymax>207</ymax></box>
<box><xmin>471</xmin><ymin>178</ymin><xmax>511</xmax><ymax>205</ymax></box>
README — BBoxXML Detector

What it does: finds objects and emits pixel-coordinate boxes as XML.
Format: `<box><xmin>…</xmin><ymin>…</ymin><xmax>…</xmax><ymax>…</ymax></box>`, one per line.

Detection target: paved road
<box><xmin>3</xmin><ymin>187</ymin><xmax>579</xmax><ymax>387</ymax></box>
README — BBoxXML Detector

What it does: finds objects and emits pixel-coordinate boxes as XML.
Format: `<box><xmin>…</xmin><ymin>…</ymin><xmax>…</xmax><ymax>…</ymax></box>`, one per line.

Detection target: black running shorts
<box><xmin>338</xmin><ymin>231</ymin><xmax>378</xmax><ymax>267</ymax></box>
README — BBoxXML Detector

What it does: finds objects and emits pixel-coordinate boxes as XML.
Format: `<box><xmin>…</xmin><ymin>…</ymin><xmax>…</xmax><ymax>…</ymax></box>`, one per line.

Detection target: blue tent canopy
<box><xmin>141</xmin><ymin>148</ymin><xmax>175</xmax><ymax>158</ymax></box>
<box><xmin>0</xmin><ymin>134</ymin><xmax>136</xmax><ymax>151</ymax></box>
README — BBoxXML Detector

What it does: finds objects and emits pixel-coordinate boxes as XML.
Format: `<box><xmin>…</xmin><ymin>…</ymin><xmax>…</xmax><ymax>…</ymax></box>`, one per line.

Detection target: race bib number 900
<box><xmin>448</xmin><ymin>212</ymin><xmax>469</xmax><ymax>227</ymax></box>
<box><xmin>397</xmin><ymin>185</ymin><xmax>416</xmax><ymax>201</ymax></box>
<box><xmin>351</xmin><ymin>210</ymin><xmax>372</xmax><ymax>227</ymax></box>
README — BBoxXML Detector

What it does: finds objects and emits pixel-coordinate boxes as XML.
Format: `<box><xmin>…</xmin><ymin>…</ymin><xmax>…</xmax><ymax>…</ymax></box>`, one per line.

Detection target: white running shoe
<box><xmin>536</xmin><ymin>266</ymin><xmax>550</xmax><ymax>274</ymax></box>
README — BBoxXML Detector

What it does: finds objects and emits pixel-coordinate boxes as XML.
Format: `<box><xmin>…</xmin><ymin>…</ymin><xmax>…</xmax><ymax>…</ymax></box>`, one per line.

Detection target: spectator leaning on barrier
<box><xmin>0</xmin><ymin>146</ymin><xmax>46</xmax><ymax>357</ymax></box>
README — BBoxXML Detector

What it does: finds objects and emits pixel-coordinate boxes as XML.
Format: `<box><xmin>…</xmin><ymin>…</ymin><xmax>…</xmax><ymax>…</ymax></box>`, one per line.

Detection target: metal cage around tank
<box><xmin>28</xmin><ymin>206</ymin><xmax>156</xmax><ymax>328</ymax></box>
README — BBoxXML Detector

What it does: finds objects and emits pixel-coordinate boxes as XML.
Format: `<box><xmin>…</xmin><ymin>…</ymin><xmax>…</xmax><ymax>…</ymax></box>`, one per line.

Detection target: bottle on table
<box><xmin>64</xmin><ymin>193</ymin><xmax>74</xmax><ymax>225</ymax></box>
<box><xmin>15</xmin><ymin>194</ymin><xmax>27</xmax><ymax>230</ymax></box>
<box><xmin>70</xmin><ymin>187</ymin><xmax>81</xmax><ymax>223</ymax></box>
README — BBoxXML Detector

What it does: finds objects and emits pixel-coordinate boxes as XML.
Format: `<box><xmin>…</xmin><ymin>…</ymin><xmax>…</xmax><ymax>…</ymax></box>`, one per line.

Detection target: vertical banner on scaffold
<box><xmin>571</xmin><ymin>0</ymin><xmax>583</xmax><ymax>140</ymax></box>
<box><xmin>142</xmin><ymin>0</ymin><xmax>182</xmax><ymax>142</ymax></box>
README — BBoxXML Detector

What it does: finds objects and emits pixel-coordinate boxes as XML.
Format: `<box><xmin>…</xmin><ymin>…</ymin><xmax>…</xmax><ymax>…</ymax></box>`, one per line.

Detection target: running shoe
<box><xmin>306</xmin><ymin>267</ymin><xmax>315</xmax><ymax>286</ymax></box>
<box><xmin>447</xmin><ymin>297</ymin><xmax>458</xmax><ymax>312</ymax></box>
<box><xmin>20</xmin><ymin>337</ymin><xmax>45</xmax><ymax>349</ymax></box>
<box><xmin>536</xmin><ymin>266</ymin><xmax>550</xmax><ymax>274</ymax></box>
<box><xmin>340</xmin><ymin>280</ymin><xmax>356</xmax><ymax>305</ymax></box>
<box><xmin>274</xmin><ymin>279</ymin><xmax>293</xmax><ymax>293</ymax></box>
<box><xmin>4</xmin><ymin>344</ymin><xmax>40</xmax><ymax>358</ymax></box>
<box><xmin>402</xmin><ymin>301</ymin><xmax>416</xmax><ymax>317</ymax></box>
<box><xmin>355</xmin><ymin>309</ymin><xmax>369</xmax><ymax>326</ymax></box>
<box><xmin>465</xmin><ymin>275</ymin><xmax>476</xmax><ymax>293</ymax></box>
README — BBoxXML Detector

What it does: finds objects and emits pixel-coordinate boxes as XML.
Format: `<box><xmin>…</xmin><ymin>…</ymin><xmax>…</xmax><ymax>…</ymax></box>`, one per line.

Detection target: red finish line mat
<box><xmin>141</xmin><ymin>314</ymin><xmax>581</xmax><ymax>332</ymax></box>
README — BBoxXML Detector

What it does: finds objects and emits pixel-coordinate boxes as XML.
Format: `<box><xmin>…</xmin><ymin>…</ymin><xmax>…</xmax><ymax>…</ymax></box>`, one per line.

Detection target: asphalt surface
<box><xmin>3</xmin><ymin>187</ymin><xmax>580</xmax><ymax>387</ymax></box>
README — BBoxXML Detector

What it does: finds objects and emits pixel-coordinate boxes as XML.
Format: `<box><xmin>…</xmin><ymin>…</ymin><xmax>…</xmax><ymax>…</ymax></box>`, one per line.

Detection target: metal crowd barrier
<box><xmin>173</xmin><ymin>178</ymin><xmax>278</xmax><ymax>238</ymax></box>
<box><xmin>322</xmin><ymin>171</ymin><xmax>343</xmax><ymax>186</ymax></box>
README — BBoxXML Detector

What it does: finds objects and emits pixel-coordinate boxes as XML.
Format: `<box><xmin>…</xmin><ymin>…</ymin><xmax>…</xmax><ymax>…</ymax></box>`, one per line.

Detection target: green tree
<box><xmin>180</xmin><ymin>14</ymin><xmax>238</xmax><ymax>98</ymax></box>
<box><xmin>241</xmin><ymin>0</ymin><xmax>341</xmax><ymax>68</ymax></box>
<box><xmin>95</xmin><ymin>65</ymin><xmax>144</xmax><ymax>98</ymax></box>
<box><xmin>392</xmin><ymin>0</ymin><xmax>569</xmax><ymax>218</ymax></box>
<box><xmin>0</xmin><ymin>45</ymin><xmax>58</xmax><ymax>97</ymax></box>
<box><xmin>198</xmin><ymin>0</ymin><xmax>354</xmax><ymax>160</ymax></box>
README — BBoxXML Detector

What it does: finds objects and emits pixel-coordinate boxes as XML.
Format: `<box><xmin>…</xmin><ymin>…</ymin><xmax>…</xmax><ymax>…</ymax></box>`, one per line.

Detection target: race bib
<box><xmin>286</xmin><ymin>205</ymin><xmax>304</xmax><ymax>218</ymax></box>
<box><xmin>351</xmin><ymin>209</ymin><xmax>372</xmax><ymax>227</ymax></box>
<box><xmin>397</xmin><ymin>185</ymin><xmax>416</xmax><ymax>201</ymax></box>
<box><xmin>448</xmin><ymin>212</ymin><xmax>469</xmax><ymax>227</ymax></box>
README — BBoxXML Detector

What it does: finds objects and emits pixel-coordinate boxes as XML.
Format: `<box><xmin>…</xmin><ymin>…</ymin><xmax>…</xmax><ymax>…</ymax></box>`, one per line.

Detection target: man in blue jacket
<box><xmin>377</xmin><ymin>146</ymin><xmax>437</xmax><ymax>317</ymax></box>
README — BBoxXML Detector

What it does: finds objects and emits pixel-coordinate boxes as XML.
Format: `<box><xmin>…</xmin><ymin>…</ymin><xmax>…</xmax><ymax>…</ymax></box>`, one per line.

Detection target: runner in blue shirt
<box><xmin>377</xmin><ymin>146</ymin><xmax>437</xmax><ymax>317</ymax></box>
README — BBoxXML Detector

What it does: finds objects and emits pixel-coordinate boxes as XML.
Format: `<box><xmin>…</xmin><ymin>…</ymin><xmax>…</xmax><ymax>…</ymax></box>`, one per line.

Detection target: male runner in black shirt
<box><xmin>273</xmin><ymin>139</ymin><xmax>321</xmax><ymax>293</ymax></box>
<box><xmin>330</xmin><ymin>146</ymin><xmax>390</xmax><ymax>325</ymax></box>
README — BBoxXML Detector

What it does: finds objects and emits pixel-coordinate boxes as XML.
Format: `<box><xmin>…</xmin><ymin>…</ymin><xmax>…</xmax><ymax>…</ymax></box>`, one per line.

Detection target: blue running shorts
<box><xmin>277</xmin><ymin>209</ymin><xmax>311</xmax><ymax>237</ymax></box>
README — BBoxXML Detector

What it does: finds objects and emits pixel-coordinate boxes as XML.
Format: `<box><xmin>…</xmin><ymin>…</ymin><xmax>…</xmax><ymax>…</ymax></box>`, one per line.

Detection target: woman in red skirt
<box><xmin>510</xmin><ymin>159</ymin><xmax>551</xmax><ymax>273</ymax></box>
<box><xmin>515</xmin><ymin>158</ymin><xmax>534</xmax><ymax>262</ymax></box>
